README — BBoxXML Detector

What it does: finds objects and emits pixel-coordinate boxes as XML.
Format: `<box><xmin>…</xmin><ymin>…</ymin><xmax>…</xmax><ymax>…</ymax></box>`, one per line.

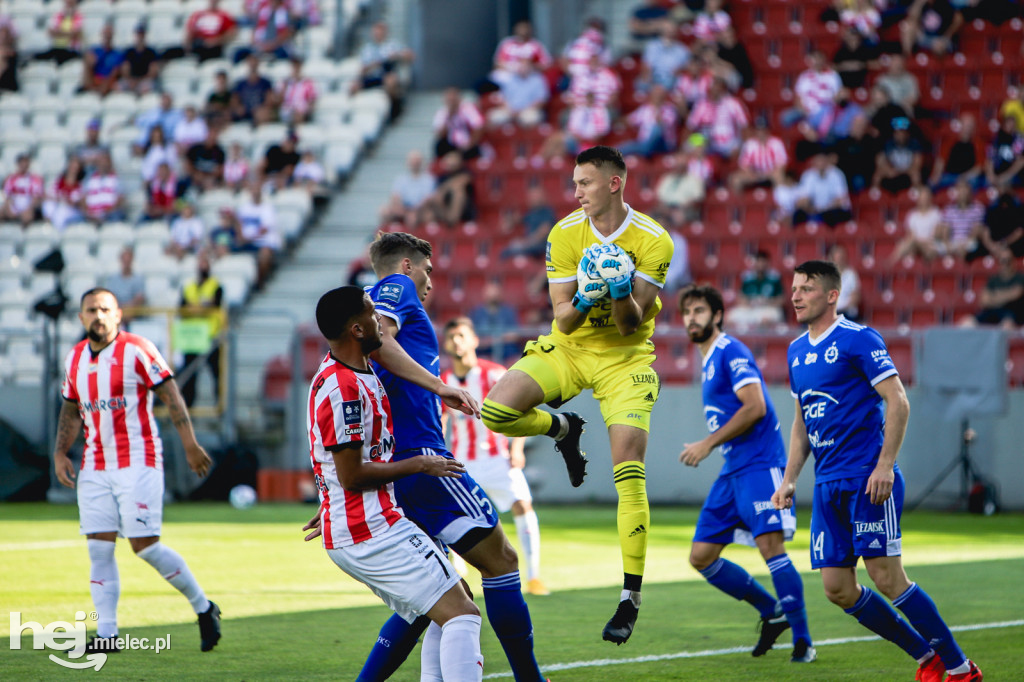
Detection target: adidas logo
<box><xmin>768</xmin><ymin>514</ymin><xmax>780</xmax><ymax>524</ymax></box>
<box><xmin>643</xmin><ymin>392</ymin><xmax>655</xmax><ymax>402</ymax></box>
<box><xmin>629</xmin><ymin>524</ymin><xmax>647</xmax><ymax>537</ymax></box>
<box><xmin>868</xmin><ymin>539</ymin><xmax>881</xmax><ymax>549</ymax></box>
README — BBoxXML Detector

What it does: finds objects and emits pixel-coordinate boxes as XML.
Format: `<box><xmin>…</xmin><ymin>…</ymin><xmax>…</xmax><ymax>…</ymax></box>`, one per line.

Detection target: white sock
<box><xmin>439</xmin><ymin>614</ymin><xmax>483</xmax><ymax>682</ymax></box>
<box><xmin>136</xmin><ymin>542</ymin><xmax>210</xmax><ymax>614</ymax></box>
<box><xmin>87</xmin><ymin>539</ymin><xmax>120</xmax><ymax>638</ymax></box>
<box><xmin>947</xmin><ymin>661</ymin><xmax>971</xmax><ymax>675</ymax></box>
<box><xmin>419</xmin><ymin>621</ymin><xmax>443</xmax><ymax>682</ymax></box>
<box><xmin>513</xmin><ymin>512</ymin><xmax>542</xmax><ymax>581</ymax></box>
<box><xmin>553</xmin><ymin>413</ymin><xmax>569</xmax><ymax>440</ymax></box>
<box><xmin>620</xmin><ymin>589</ymin><xmax>642</xmax><ymax>608</ymax></box>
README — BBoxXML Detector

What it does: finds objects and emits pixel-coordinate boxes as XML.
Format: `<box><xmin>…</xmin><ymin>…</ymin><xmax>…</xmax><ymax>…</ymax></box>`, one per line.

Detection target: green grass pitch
<box><xmin>3</xmin><ymin>502</ymin><xmax>1023</xmax><ymax>680</ymax></box>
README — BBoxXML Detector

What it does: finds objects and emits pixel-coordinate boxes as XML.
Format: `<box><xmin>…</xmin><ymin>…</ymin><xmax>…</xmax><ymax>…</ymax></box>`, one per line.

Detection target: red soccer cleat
<box><xmin>915</xmin><ymin>654</ymin><xmax>945</xmax><ymax>682</ymax></box>
<box><xmin>946</xmin><ymin>660</ymin><xmax>983</xmax><ymax>682</ymax></box>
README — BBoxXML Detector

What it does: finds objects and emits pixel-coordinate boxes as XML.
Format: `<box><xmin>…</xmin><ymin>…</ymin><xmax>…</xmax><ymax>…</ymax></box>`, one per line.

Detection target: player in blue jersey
<box><xmin>772</xmin><ymin>260</ymin><xmax>982</xmax><ymax>682</ymax></box>
<box><xmin>357</xmin><ymin>232</ymin><xmax>545</xmax><ymax>682</ymax></box>
<box><xmin>678</xmin><ymin>284</ymin><xmax>815</xmax><ymax>662</ymax></box>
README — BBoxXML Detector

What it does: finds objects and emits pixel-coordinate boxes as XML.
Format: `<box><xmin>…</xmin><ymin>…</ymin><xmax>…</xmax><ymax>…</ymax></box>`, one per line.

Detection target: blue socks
<box><xmin>482</xmin><ymin>571</ymin><xmax>544</xmax><ymax>682</ymax></box>
<box><xmin>357</xmin><ymin>613</ymin><xmax>429</xmax><ymax>682</ymax></box>
<box><xmin>844</xmin><ymin>586</ymin><xmax>932</xmax><ymax>661</ymax></box>
<box><xmin>699</xmin><ymin>558</ymin><xmax>778</xmax><ymax>618</ymax></box>
<box><xmin>767</xmin><ymin>553</ymin><xmax>812</xmax><ymax>645</ymax></box>
<box><xmin>893</xmin><ymin>583</ymin><xmax>967</xmax><ymax>671</ymax></box>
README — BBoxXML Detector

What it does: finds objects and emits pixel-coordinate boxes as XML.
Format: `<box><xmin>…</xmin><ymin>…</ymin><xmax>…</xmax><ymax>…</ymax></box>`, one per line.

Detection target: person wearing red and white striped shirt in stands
<box><xmin>693</xmin><ymin>0</ymin><xmax>732</xmax><ymax>44</ymax></box>
<box><xmin>491</xmin><ymin>20</ymin><xmax>552</xmax><ymax>88</ymax></box>
<box><xmin>82</xmin><ymin>152</ymin><xmax>126</xmax><ymax>223</ymax></box>
<box><xmin>568</xmin><ymin>52</ymin><xmax>621</xmax><ymax>108</ymax></box>
<box><xmin>440</xmin><ymin>317</ymin><xmax>548</xmax><ymax>596</ymax></box>
<box><xmin>301</xmin><ymin>287</ymin><xmax>484</xmax><ymax>682</ymax></box>
<box><xmin>278</xmin><ymin>56</ymin><xmax>318</xmax><ymax>124</ymax></box>
<box><xmin>782</xmin><ymin>50</ymin><xmax>842</xmax><ymax>132</ymax></box>
<box><xmin>1</xmin><ymin>153</ymin><xmax>44</xmax><ymax>225</ymax></box>
<box><xmin>620</xmin><ymin>84</ymin><xmax>679</xmax><ymax>159</ymax></box>
<box><xmin>53</xmin><ymin>288</ymin><xmax>221</xmax><ymax>654</ymax></box>
<box><xmin>433</xmin><ymin>87</ymin><xmax>485</xmax><ymax>160</ymax></box>
<box><xmin>560</xmin><ymin>17</ymin><xmax>610</xmax><ymax>80</ymax></box>
<box><xmin>686</xmin><ymin>77</ymin><xmax>749</xmax><ymax>159</ymax></box>
<box><xmin>672</xmin><ymin>59</ymin><xmax>714</xmax><ymax>114</ymax></box>
<box><xmin>730</xmin><ymin>118</ymin><xmax>789</xmax><ymax>192</ymax></box>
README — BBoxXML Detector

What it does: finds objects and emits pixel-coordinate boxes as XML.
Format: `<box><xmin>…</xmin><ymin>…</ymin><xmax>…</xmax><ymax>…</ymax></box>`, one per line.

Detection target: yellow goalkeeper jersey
<box><xmin>546</xmin><ymin>205</ymin><xmax>674</xmax><ymax>348</ymax></box>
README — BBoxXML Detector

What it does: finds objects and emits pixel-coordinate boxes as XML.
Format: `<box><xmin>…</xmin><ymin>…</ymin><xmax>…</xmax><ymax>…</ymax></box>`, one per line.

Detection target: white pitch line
<box><xmin>482</xmin><ymin>619</ymin><xmax>1024</xmax><ymax>679</ymax></box>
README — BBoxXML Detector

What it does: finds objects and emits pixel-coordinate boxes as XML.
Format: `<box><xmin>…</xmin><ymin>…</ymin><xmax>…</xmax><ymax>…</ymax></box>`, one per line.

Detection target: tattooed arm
<box><xmin>153</xmin><ymin>379</ymin><xmax>213</xmax><ymax>477</ymax></box>
<box><xmin>53</xmin><ymin>400</ymin><xmax>83</xmax><ymax>488</ymax></box>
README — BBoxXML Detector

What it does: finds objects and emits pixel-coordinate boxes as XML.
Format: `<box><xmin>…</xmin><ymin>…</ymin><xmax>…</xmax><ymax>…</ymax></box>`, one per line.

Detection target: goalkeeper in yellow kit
<box><xmin>482</xmin><ymin>146</ymin><xmax>674</xmax><ymax>644</ymax></box>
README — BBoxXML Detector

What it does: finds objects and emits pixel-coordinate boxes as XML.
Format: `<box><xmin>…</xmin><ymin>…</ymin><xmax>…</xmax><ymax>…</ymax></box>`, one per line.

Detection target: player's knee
<box><xmin>822</xmin><ymin>582</ymin><xmax>859</xmax><ymax>608</ymax></box>
<box><xmin>688</xmin><ymin>546</ymin><xmax>715</xmax><ymax>572</ymax></box>
<box><xmin>480</xmin><ymin>399</ymin><xmax>516</xmax><ymax>434</ymax></box>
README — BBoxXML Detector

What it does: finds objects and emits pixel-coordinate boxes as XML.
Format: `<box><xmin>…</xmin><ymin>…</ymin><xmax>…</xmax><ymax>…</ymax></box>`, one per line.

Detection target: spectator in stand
<box><xmin>39</xmin><ymin>0</ymin><xmax>82</xmax><ymax>65</ymax></box>
<box><xmin>222</xmin><ymin>142</ymin><xmax>250</xmax><ymax>191</ymax></box>
<box><xmin>693</xmin><ymin>0</ymin><xmax>732</xmax><ymax>46</ymax></box>
<box><xmin>433</xmin><ymin>87</ymin><xmax>484</xmax><ymax>160</ymax></box>
<box><xmin>166</xmin><ymin>200</ymin><xmax>206</xmax><ymax>259</ymax></box>
<box><xmin>81</xmin><ymin>22</ymin><xmax>124</xmax><ymax>96</ymax></box>
<box><xmin>74</xmin><ymin>118</ymin><xmax>109</xmax><ymax>176</ymax></box>
<box><xmin>889</xmin><ymin>186</ymin><xmax>945</xmax><ymax>264</ymax></box>
<box><xmin>379</xmin><ymin>150</ymin><xmax>436</xmax><ymax>227</ymax></box>
<box><xmin>629</xmin><ymin>0</ymin><xmax>670</xmax><ymax>44</ymax></box>
<box><xmin>205</xmin><ymin>70</ymin><xmax>233</xmax><ymax>125</ymax></box>
<box><xmin>875</xmin><ymin>54</ymin><xmax>920</xmax><ymax>118</ymax></box>
<box><xmin>726</xmin><ymin>250</ymin><xmax>786</xmax><ymax>328</ymax></box>
<box><xmin>839</xmin><ymin>0</ymin><xmax>882</xmax><ymax>43</ymax></box>
<box><xmin>235</xmin><ymin>0</ymin><xmax>293</xmax><ymax>62</ymax></box>
<box><xmin>834</xmin><ymin>111</ymin><xmax>879</xmax><ymax>193</ymax></box>
<box><xmin>43</xmin><ymin>158</ymin><xmax>86</xmax><ymax>232</ymax></box>
<box><xmin>184</xmin><ymin>0</ymin><xmax>238</xmax><ymax>62</ymax></box>
<box><xmin>686</xmin><ymin>76</ymin><xmax>749</xmax><ymax>159</ymax></box>
<box><xmin>663</xmin><ymin>228</ymin><xmax>692</xmax><ymax>294</ymax></box>
<box><xmin>715</xmin><ymin>26</ymin><xmax>754</xmax><ymax>91</ymax></box>
<box><xmin>568</xmin><ymin>51</ymin><xmax>621</xmax><ymax>111</ymax></box>
<box><xmin>671</xmin><ymin>53</ymin><xmax>713</xmax><ymax>115</ymax></box>
<box><xmin>142</xmin><ymin>162</ymin><xmax>179</xmax><ymax>222</ymax></box>
<box><xmin>140</xmin><ymin>125</ymin><xmax>178</xmax><ymax>184</ymax></box>
<box><xmin>940</xmin><ymin>179</ymin><xmax>986</xmax><ymax>258</ymax></box>
<box><xmin>873</xmin><ymin>116</ymin><xmax>925</xmax><ymax>194</ymax></box>
<box><xmin>960</xmin><ymin>252</ymin><xmax>1024</xmax><ymax>328</ymax></box>
<box><xmin>655</xmin><ymin>134</ymin><xmax>713</xmax><ymax>225</ymax></box>
<box><xmin>489</xmin><ymin>20</ymin><xmax>552</xmax><ymax>91</ymax></box>
<box><xmin>209</xmin><ymin>207</ymin><xmax>238</xmax><ymax>256</ymax></box>
<box><xmin>178</xmin><ymin>248</ymin><xmax>224</xmax><ymax>406</ymax></box>
<box><xmin>427</xmin><ymin>151</ymin><xmax>475</xmax><ymax>228</ymax></box>
<box><xmin>830</xmin><ymin>243</ymin><xmax>862</xmax><ymax>321</ymax></box>
<box><xmin>102</xmin><ymin>246</ymin><xmax>146</xmax><ymax>318</ymax></box>
<box><xmin>1</xmin><ymin>154</ymin><xmax>44</xmax><ymax>225</ymax></box>
<box><xmin>0</xmin><ymin>15</ymin><xmax>18</xmax><ymax>92</ymax></box>
<box><xmin>984</xmin><ymin>115</ymin><xmax>1024</xmax><ymax>187</ymax></box>
<box><xmin>827</xmin><ymin>87</ymin><xmax>866</xmax><ymax>144</ymax></box>
<box><xmin>781</xmin><ymin>50</ymin><xmax>842</xmax><ymax>137</ymax></box>
<box><xmin>82</xmin><ymin>152</ymin><xmax>125</xmax><ymax>224</ymax></box>
<box><xmin>832</xmin><ymin>26</ymin><xmax>879</xmax><ymax>90</ymax></box>
<box><xmin>974</xmin><ymin>182</ymin><xmax>1024</xmax><ymax>259</ymax></box>
<box><xmin>772</xmin><ymin>170</ymin><xmax>802</xmax><ymax>228</ymax></box>
<box><xmin>929</xmin><ymin>114</ymin><xmax>985</xmax><ymax>190</ymax></box>
<box><xmin>620</xmin><ymin>84</ymin><xmax>679</xmax><ymax>159</ymax></box>
<box><xmin>637</xmin><ymin>19</ymin><xmax>690</xmax><ymax>93</ymax></box>
<box><xmin>560</xmin><ymin>17</ymin><xmax>610</xmax><ymax>82</ymax></box>
<box><xmin>469</xmin><ymin>281</ymin><xmax>520</xmax><ymax>364</ymax></box>
<box><xmin>500</xmin><ymin>185</ymin><xmax>556</xmax><ymax>260</ymax></box>
<box><xmin>133</xmin><ymin>93</ymin><xmax>183</xmax><ymax>155</ymax></box>
<box><xmin>536</xmin><ymin>91</ymin><xmax>612</xmax><ymax>161</ymax></box>
<box><xmin>234</xmin><ymin>179</ymin><xmax>280</xmax><ymax>288</ymax></box>
<box><xmin>278</xmin><ymin>57</ymin><xmax>318</xmax><ymax>125</ymax></box>
<box><xmin>185</xmin><ymin>127</ymin><xmax>226</xmax><ymax>193</ymax></box>
<box><xmin>119</xmin><ymin>22</ymin><xmax>160</xmax><ymax>95</ymax></box>
<box><xmin>794</xmin><ymin>151</ymin><xmax>853</xmax><ymax>227</ymax></box>
<box><xmin>901</xmin><ymin>0</ymin><xmax>963</xmax><ymax>56</ymax></box>
<box><xmin>173</xmin><ymin>105</ymin><xmax>209</xmax><ymax>155</ymax></box>
<box><xmin>1001</xmin><ymin>88</ymin><xmax>1024</xmax><ymax>134</ymax></box>
<box><xmin>729</xmin><ymin>117</ymin><xmax>788</xmax><ymax>192</ymax></box>
<box><xmin>351</xmin><ymin>21</ymin><xmax>414</xmax><ymax>118</ymax></box>
<box><xmin>486</xmin><ymin>59</ymin><xmax>549</xmax><ymax>128</ymax></box>
<box><xmin>865</xmin><ymin>83</ymin><xmax>908</xmax><ymax>138</ymax></box>
<box><xmin>259</xmin><ymin>130</ymin><xmax>300</xmax><ymax>189</ymax></box>
<box><xmin>346</xmin><ymin>244</ymin><xmax>377</xmax><ymax>289</ymax></box>
<box><xmin>293</xmin><ymin>150</ymin><xmax>327</xmax><ymax>199</ymax></box>
<box><xmin>231</xmin><ymin>55</ymin><xmax>275</xmax><ymax>125</ymax></box>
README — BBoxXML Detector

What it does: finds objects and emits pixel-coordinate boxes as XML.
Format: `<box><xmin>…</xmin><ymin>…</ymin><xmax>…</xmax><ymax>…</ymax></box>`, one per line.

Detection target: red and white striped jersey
<box><xmin>693</xmin><ymin>10</ymin><xmax>732</xmax><ymax>42</ymax></box>
<box><xmin>568</xmin><ymin>66</ymin><xmax>621</xmax><ymax>106</ymax></box>
<box><xmin>566</xmin><ymin>103</ymin><xmax>612</xmax><ymax>141</ymax></box>
<box><xmin>794</xmin><ymin>68</ymin><xmax>842</xmax><ymax>116</ymax></box>
<box><xmin>672</xmin><ymin>70</ymin><xmax>713</xmax><ymax>107</ymax></box>
<box><xmin>562</xmin><ymin>28</ymin><xmax>609</xmax><ymax>78</ymax></box>
<box><xmin>280</xmin><ymin>76</ymin><xmax>317</xmax><ymax>116</ymax></box>
<box><xmin>3</xmin><ymin>172</ymin><xmax>44</xmax><ymax>213</ymax></box>
<box><xmin>627</xmin><ymin>102</ymin><xmax>680</xmax><ymax>149</ymax></box>
<box><xmin>738</xmin><ymin>135</ymin><xmax>788</xmax><ymax>173</ymax></box>
<box><xmin>83</xmin><ymin>172</ymin><xmax>121</xmax><ymax>219</ymax></box>
<box><xmin>61</xmin><ymin>332</ymin><xmax>173</xmax><ymax>471</ymax></box>
<box><xmin>432</xmin><ymin>101</ymin><xmax>484</xmax><ymax>150</ymax></box>
<box><xmin>307</xmin><ymin>354</ymin><xmax>403</xmax><ymax>550</ymax></box>
<box><xmin>687</xmin><ymin>95</ymin><xmax>748</xmax><ymax>150</ymax></box>
<box><xmin>441</xmin><ymin>359</ymin><xmax>509</xmax><ymax>462</ymax></box>
<box><xmin>494</xmin><ymin>36</ymin><xmax>552</xmax><ymax>70</ymax></box>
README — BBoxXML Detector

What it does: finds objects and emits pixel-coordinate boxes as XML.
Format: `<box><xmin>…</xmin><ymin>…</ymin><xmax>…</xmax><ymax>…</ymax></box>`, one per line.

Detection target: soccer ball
<box><xmin>229</xmin><ymin>484</ymin><xmax>258</xmax><ymax>510</ymax></box>
<box><xmin>577</xmin><ymin>252</ymin><xmax>609</xmax><ymax>301</ymax></box>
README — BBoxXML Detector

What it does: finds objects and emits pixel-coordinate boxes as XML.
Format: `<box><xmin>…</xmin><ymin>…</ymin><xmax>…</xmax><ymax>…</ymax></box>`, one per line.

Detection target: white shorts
<box><xmin>77</xmin><ymin>466</ymin><xmax>164</xmax><ymax>538</ymax></box>
<box><xmin>464</xmin><ymin>457</ymin><xmax>532</xmax><ymax>514</ymax></box>
<box><xmin>326</xmin><ymin>517</ymin><xmax>460</xmax><ymax>623</ymax></box>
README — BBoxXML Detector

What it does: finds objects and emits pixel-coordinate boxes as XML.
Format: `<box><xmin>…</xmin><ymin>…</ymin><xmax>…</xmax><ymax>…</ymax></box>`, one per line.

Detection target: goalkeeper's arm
<box><xmin>551</xmin><ymin>279</ymin><xmax>589</xmax><ymax>336</ymax></box>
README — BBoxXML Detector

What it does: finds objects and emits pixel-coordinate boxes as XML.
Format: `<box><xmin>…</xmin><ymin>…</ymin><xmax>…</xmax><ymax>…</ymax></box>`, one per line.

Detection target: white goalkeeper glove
<box><xmin>586</xmin><ymin>243</ymin><xmax>636</xmax><ymax>300</ymax></box>
<box><xmin>572</xmin><ymin>250</ymin><xmax>608</xmax><ymax>313</ymax></box>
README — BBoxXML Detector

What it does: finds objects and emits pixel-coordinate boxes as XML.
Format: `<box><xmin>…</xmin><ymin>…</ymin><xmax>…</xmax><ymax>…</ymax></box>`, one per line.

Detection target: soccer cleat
<box><xmin>751</xmin><ymin>611</ymin><xmax>790</xmax><ymax>657</ymax></box>
<box><xmin>554</xmin><ymin>412</ymin><xmax>587</xmax><ymax>487</ymax></box>
<box><xmin>602</xmin><ymin>599</ymin><xmax>639</xmax><ymax>645</ymax></box>
<box><xmin>85</xmin><ymin>635</ymin><xmax>121</xmax><ymax>654</ymax></box>
<box><xmin>946</xmin><ymin>660</ymin><xmax>983</xmax><ymax>681</ymax></box>
<box><xmin>198</xmin><ymin>601</ymin><xmax>222</xmax><ymax>652</ymax></box>
<box><xmin>790</xmin><ymin>639</ymin><xmax>817</xmax><ymax>663</ymax></box>
<box><xmin>525</xmin><ymin>578</ymin><xmax>550</xmax><ymax>596</ymax></box>
<box><xmin>915</xmin><ymin>653</ymin><xmax>946</xmax><ymax>682</ymax></box>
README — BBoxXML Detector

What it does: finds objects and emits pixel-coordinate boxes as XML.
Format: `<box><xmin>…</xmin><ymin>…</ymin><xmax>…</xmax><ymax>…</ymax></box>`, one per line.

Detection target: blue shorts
<box><xmin>391</xmin><ymin>448</ymin><xmax>499</xmax><ymax>555</ymax></box>
<box><xmin>693</xmin><ymin>467</ymin><xmax>796</xmax><ymax>548</ymax></box>
<box><xmin>809</xmin><ymin>467</ymin><xmax>904</xmax><ymax>569</ymax></box>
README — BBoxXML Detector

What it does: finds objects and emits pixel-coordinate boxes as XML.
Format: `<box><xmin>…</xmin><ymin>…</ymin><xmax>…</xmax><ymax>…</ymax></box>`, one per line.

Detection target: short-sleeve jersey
<box><xmin>307</xmin><ymin>353</ymin><xmax>403</xmax><ymax>550</ymax></box>
<box><xmin>787</xmin><ymin>316</ymin><xmax>899</xmax><ymax>482</ymax></box>
<box><xmin>368</xmin><ymin>274</ymin><xmax>445</xmax><ymax>453</ymax></box>
<box><xmin>701</xmin><ymin>333</ymin><xmax>786</xmax><ymax>477</ymax></box>
<box><xmin>60</xmin><ymin>332</ymin><xmax>173</xmax><ymax>471</ymax></box>
<box><xmin>546</xmin><ymin>205</ymin><xmax>674</xmax><ymax>348</ymax></box>
<box><xmin>441</xmin><ymin>359</ymin><xmax>510</xmax><ymax>462</ymax></box>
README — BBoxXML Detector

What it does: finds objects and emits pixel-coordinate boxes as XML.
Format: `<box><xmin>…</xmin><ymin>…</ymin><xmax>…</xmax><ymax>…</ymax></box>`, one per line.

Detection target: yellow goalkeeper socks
<box><xmin>614</xmin><ymin>461</ymin><xmax>649</xmax><ymax>578</ymax></box>
<box><xmin>481</xmin><ymin>399</ymin><xmax>555</xmax><ymax>438</ymax></box>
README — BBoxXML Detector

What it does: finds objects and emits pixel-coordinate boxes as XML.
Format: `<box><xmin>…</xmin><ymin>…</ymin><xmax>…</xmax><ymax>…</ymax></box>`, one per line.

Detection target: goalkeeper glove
<box><xmin>573</xmin><ymin>251</ymin><xmax>608</xmax><ymax>313</ymax></box>
<box><xmin>586</xmin><ymin>243</ymin><xmax>635</xmax><ymax>300</ymax></box>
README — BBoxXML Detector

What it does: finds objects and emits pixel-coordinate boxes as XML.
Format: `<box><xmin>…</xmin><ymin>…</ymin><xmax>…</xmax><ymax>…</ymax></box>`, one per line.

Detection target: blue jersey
<box><xmin>701</xmin><ymin>333</ymin><xmax>785</xmax><ymax>477</ymax></box>
<box><xmin>368</xmin><ymin>274</ymin><xmax>445</xmax><ymax>454</ymax></box>
<box><xmin>787</xmin><ymin>316</ymin><xmax>899</xmax><ymax>483</ymax></box>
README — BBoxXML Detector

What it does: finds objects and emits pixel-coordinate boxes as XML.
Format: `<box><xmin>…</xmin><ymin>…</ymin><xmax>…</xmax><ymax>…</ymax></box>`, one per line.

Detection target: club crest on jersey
<box><xmin>824</xmin><ymin>343</ymin><xmax>839</xmax><ymax>364</ymax></box>
<box><xmin>705</xmin><ymin>362</ymin><xmax>715</xmax><ymax>380</ymax></box>
<box><xmin>378</xmin><ymin>283</ymin><xmax>403</xmax><ymax>304</ymax></box>
<box><xmin>342</xmin><ymin>400</ymin><xmax>361</xmax><ymax>425</ymax></box>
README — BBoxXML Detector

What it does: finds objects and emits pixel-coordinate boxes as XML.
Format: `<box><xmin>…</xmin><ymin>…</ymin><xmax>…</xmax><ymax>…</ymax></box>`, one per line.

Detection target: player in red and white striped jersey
<box><xmin>440</xmin><ymin>317</ymin><xmax>548</xmax><ymax>596</ymax></box>
<box><xmin>53</xmin><ymin>288</ymin><xmax>221</xmax><ymax>654</ymax></box>
<box><xmin>302</xmin><ymin>286</ymin><xmax>483</xmax><ymax>681</ymax></box>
